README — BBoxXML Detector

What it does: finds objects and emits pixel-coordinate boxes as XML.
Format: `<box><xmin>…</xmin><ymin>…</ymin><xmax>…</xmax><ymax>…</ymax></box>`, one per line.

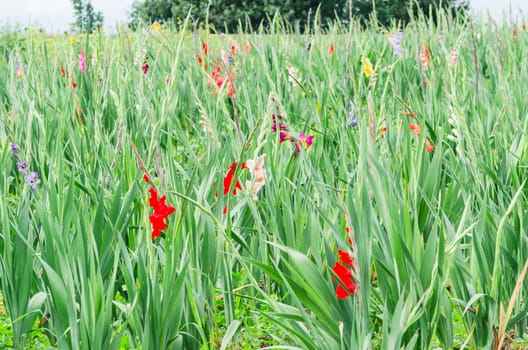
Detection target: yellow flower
<box><xmin>150</xmin><ymin>21</ymin><xmax>160</xmax><ymax>31</ymax></box>
<box><xmin>71</xmin><ymin>36</ymin><xmax>77</xmax><ymax>44</ymax></box>
<box><xmin>361</xmin><ymin>56</ymin><xmax>373</xmax><ymax>77</ymax></box>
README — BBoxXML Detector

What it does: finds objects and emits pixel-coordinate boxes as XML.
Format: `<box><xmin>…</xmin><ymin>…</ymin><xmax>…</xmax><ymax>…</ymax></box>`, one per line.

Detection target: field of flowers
<box><xmin>1</xmin><ymin>10</ymin><xmax>528</xmax><ymax>349</ymax></box>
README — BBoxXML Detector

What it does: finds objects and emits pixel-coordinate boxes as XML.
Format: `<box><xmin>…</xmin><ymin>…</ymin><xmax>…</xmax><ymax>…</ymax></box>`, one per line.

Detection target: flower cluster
<box><xmin>9</xmin><ymin>143</ymin><xmax>41</xmax><ymax>190</ymax></box>
<box><xmin>143</xmin><ymin>175</ymin><xmax>175</xmax><ymax>240</ymax></box>
<box><xmin>272</xmin><ymin>113</ymin><xmax>314</xmax><ymax>152</ymax></box>
<box><xmin>59</xmin><ymin>64</ymin><xmax>79</xmax><ymax>89</ymax></box>
<box><xmin>197</xmin><ymin>41</ymin><xmax>237</xmax><ymax>97</ymax></box>
<box><xmin>407</xmin><ymin>123</ymin><xmax>435</xmax><ymax>153</ymax></box>
<box><xmin>208</xmin><ymin>66</ymin><xmax>235</xmax><ymax>97</ymax></box>
<box><xmin>8</xmin><ymin>50</ymin><xmax>27</xmax><ymax>78</ymax></box>
<box><xmin>332</xmin><ymin>249</ymin><xmax>356</xmax><ymax>299</ymax></box>
<box><xmin>218</xmin><ymin>155</ymin><xmax>266</xmax><ymax>214</ymax></box>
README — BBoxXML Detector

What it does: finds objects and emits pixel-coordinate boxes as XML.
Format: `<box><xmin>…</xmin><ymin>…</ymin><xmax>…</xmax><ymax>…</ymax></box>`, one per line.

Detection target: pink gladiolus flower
<box><xmin>288</xmin><ymin>66</ymin><xmax>299</xmax><ymax>86</ymax></box>
<box><xmin>450</xmin><ymin>46</ymin><xmax>458</xmax><ymax>67</ymax></box>
<box><xmin>295</xmin><ymin>132</ymin><xmax>314</xmax><ymax>152</ymax></box>
<box><xmin>245</xmin><ymin>154</ymin><xmax>266</xmax><ymax>199</ymax></box>
<box><xmin>142</xmin><ymin>63</ymin><xmax>150</xmax><ymax>74</ymax></box>
<box><xmin>79</xmin><ymin>49</ymin><xmax>87</xmax><ymax>72</ymax></box>
<box><xmin>279</xmin><ymin>131</ymin><xmax>292</xmax><ymax>143</ymax></box>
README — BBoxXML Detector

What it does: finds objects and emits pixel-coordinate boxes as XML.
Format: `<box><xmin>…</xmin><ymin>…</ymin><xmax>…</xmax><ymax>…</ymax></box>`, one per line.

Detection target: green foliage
<box><xmin>1</xmin><ymin>9</ymin><xmax>528</xmax><ymax>350</ymax></box>
<box><xmin>71</xmin><ymin>0</ymin><xmax>104</xmax><ymax>33</ymax></box>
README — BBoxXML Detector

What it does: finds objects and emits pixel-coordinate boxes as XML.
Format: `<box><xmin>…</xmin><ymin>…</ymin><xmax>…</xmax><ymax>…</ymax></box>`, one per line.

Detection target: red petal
<box><xmin>151</xmin><ymin>229</ymin><xmax>161</xmax><ymax>240</ymax></box>
<box><xmin>336</xmin><ymin>284</ymin><xmax>350</xmax><ymax>299</ymax></box>
<box><xmin>148</xmin><ymin>188</ymin><xmax>159</xmax><ymax>208</ymax></box>
<box><xmin>333</xmin><ymin>262</ymin><xmax>352</xmax><ymax>279</ymax></box>
<box><xmin>223</xmin><ymin>168</ymin><xmax>235</xmax><ymax>196</ymax></box>
<box><xmin>338</xmin><ymin>250</ymin><xmax>353</xmax><ymax>267</ymax></box>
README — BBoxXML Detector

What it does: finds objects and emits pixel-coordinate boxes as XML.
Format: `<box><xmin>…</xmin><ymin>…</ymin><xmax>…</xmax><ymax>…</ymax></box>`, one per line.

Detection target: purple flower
<box><xmin>24</xmin><ymin>172</ymin><xmax>41</xmax><ymax>190</ymax></box>
<box><xmin>347</xmin><ymin>100</ymin><xmax>358</xmax><ymax>127</ymax></box>
<box><xmin>10</xmin><ymin>143</ymin><xmax>20</xmax><ymax>152</ymax></box>
<box><xmin>389</xmin><ymin>30</ymin><xmax>403</xmax><ymax>56</ymax></box>
<box><xmin>348</xmin><ymin>115</ymin><xmax>358</xmax><ymax>127</ymax></box>
<box><xmin>17</xmin><ymin>161</ymin><xmax>28</xmax><ymax>174</ymax></box>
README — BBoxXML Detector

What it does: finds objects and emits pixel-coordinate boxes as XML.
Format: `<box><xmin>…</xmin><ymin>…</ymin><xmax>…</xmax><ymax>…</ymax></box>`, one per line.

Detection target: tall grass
<box><xmin>1</xmin><ymin>9</ymin><xmax>527</xmax><ymax>349</ymax></box>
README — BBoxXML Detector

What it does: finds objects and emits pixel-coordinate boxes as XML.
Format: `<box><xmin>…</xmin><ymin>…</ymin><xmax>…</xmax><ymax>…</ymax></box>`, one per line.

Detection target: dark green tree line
<box><xmin>129</xmin><ymin>0</ymin><xmax>469</xmax><ymax>32</ymax></box>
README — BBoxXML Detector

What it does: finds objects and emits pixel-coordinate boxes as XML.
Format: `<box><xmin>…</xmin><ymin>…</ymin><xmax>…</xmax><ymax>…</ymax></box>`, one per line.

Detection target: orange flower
<box><xmin>419</xmin><ymin>44</ymin><xmax>430</xmax><ymax>70</ymax></box>
<box><xmin>408</xmin><ymin>123</ymin><xmax>421</xmax><ymax>137</ymax></box>
<box><xmin>244</xmin><ymin>42</ymin><xmax>251</xmax><ymax>54</ymax></box>
<box><xmin>425</xmin><ymin>139</ymin><xmax>435</xmax><ymax>153</ymax></box>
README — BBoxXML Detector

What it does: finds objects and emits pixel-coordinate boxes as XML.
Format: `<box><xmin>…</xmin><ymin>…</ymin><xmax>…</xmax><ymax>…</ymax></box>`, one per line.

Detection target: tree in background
<box><xmin>350</xmin><ymin>0</ymin><xmax>469</xmax><ymax>27</ymax></box>
<box><xmin>71</xmin><ymin>0</ymin><xmax>104</xmax><ymax>33</ymax></box>
<box><xmin>128</xmin><ymin>0</ymin><xmax>469</xmax><ymax>32</ymax></box>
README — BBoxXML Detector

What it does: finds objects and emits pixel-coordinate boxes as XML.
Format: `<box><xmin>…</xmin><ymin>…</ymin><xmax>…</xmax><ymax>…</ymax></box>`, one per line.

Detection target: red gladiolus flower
<box><xmin>197</xmin><ymin>54</ymin><xmax>203</xmax><ymax>64</ymax></box>
<box><xmin>147</xmin><ymin>187</ymin><xmax>175</xmax><ymax>240</ymax></box>
<box><xmin>202</xmin><ymin>42</ymin><xmax>208</xmax><ymax>56</ymax></box>
<box><xmin>338</xmin><ymin>249</ymin><xmax>353</xmax><ymax>267</ymax></box>
<box><xmin>210</xmin><ymin>66</ymin><xmax>235</xmax><ymax>97</ymax></box>
<box><xmin>143</xmin><ymin>174</ymin><xmax>150</xmax><ymax>183</ymax></box>
<box><xmin>329</xmin><ymin>43</ymin><xmax>335</xmax><ymax>56</ymax></box>
<box><xmin>223</xmin><ymin>162</ymin><xmax>246</xmax><ymax>196</ymax></box>
<box><xmin>60</xmin><ymin>64</ymin><xmax>66</xmax><ymax>77</ymax></box>
<box><xmin>221</xmin><ymin>161</ymin><xmax>247</xmax><ymax>214</ymax></box>
<box><xmin>332</xmin><ymin>261</ymin><xmax>356</xmax><ymax>299</ymax></box>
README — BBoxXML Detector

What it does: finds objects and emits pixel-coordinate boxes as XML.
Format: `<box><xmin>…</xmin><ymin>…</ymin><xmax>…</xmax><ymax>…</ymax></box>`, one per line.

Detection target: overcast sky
<box><xmin>0</xmin><ymin>0</ymin><xmax>527</xmax><ymax>33</ymax></box>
